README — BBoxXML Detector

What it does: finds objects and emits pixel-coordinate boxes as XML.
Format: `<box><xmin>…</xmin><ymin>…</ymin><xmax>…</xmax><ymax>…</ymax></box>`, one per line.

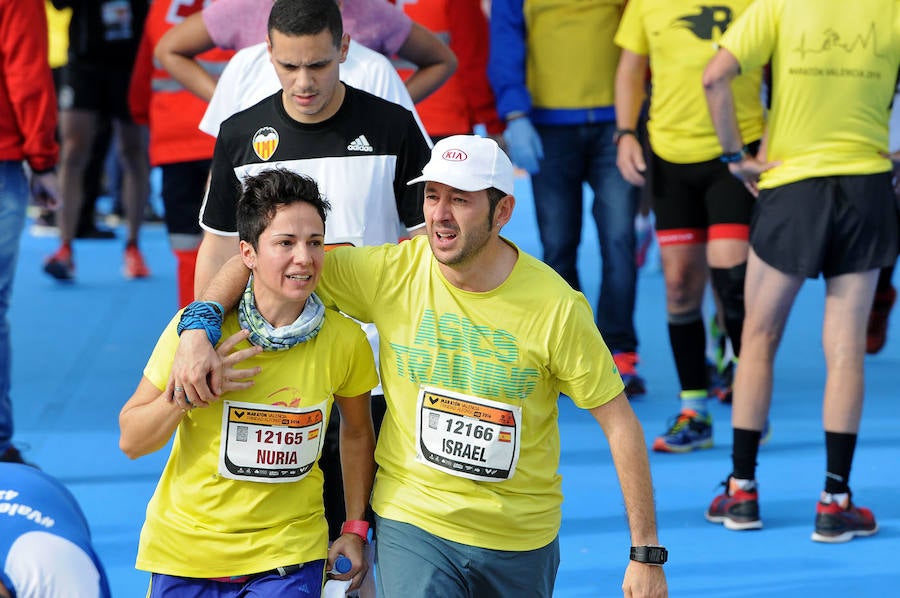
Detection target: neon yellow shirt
<box><xmin>720</xmin><ymin>0</ymin><xmax>899</xmax><ymax>188</ymax></box>
<box><xmin>616</xmin><ymin>0</ymin><xmax>764</xmax><ymax>163</ymax></box>
<box><xmin>525</xmin><ymin>0</ymin><xmax>624</xmax><ymax>109</ymax></box>
<box><xmin>317</xmin><ymin>236</ymin><xmax>624</xmax><ymax>551</ymax></box>
<box><xmin>45</xmin><ymin>1</ymin><xmax>71</xmax><ymax>69</ymax></box>
<box><xmin>136</xmin><ymin>309</ymin><xmax>377</xmax><ymax>578</ymax></box>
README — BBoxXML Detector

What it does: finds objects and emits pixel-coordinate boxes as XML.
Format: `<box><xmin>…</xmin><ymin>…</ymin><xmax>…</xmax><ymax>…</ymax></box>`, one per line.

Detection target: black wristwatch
<box><xmin>630</xmin><ymin>545</ymin><xmax>668</xmax><ymax>565</ymax></box>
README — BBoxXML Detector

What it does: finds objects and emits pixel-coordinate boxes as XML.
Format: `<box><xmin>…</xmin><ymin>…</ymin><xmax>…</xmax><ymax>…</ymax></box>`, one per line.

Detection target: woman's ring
<box><xmin>174</xmin><ymin>386</ymin><xmax>184</xmax><ymax>392</ymax></box>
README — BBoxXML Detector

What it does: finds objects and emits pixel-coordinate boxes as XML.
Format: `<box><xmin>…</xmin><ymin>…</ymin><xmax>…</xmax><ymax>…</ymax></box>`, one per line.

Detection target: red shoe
<box><xmin>124</xmin><ymin>245</ymin><xmax>150</xmax><ymax>279</ymax></box>
<box><xmin>706</xmin><ymin>477</ymin><xmax>762</xmax><ymax>530</ymax></box>
<box><xmin>43</xmin><ymin>245</ymin><xmax>75</xmax><ymax>281</ymax></box>
<box><xmin>612</xmin><ymin>352</ymin><xmax>646</xmax><ymax>397</ymax></box>
<box><xmin>811</xmin><ymin>492</ymin><xmax>878</xmax><ymax>543</ymax></box>
<box><xmin>866</xmin><ymin>287</ymin><xmax>896</xmax><ymax>354</ymax></box>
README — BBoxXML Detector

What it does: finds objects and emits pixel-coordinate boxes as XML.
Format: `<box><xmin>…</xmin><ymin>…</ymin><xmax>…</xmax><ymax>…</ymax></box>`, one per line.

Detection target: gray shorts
<box><xmin>374</xmin><ymin>515</ymin><xmax>560</xmax><ymax>598</ymax></box>
<box><xmin>751</xmin><ymin>172</ymin><xmax>899</xmax><ymax>278</ymax></box>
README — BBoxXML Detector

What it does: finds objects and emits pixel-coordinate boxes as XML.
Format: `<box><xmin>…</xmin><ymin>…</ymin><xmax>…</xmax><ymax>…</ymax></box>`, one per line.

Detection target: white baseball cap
<box><xmin>407</xmin><ymin>135</ymin><xmax>515</xmax><ymax>196</ymax></box>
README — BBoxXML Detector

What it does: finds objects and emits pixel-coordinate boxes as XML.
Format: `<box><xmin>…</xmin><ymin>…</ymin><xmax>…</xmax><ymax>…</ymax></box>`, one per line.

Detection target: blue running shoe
<box><xmin>653</xmin><ymin>409</ymin><xmax>713</xmax><ymax>453</ymax></box>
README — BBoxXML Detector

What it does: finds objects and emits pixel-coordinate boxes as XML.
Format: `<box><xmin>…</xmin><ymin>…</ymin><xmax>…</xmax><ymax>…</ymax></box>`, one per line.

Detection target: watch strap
<box><xmin>630</xmin><ymin>545</ymin><xmax>668</xmax><ymax>565</ymax></box>
<box><xmin>613</xmin><ymin>128</ymin><xmax>639</xmax><ymax>145</ymax></box>
<box><xmin>340</xmin><ymin>520</ymin><xmax>370</xmax><ymax>543</ymax></box>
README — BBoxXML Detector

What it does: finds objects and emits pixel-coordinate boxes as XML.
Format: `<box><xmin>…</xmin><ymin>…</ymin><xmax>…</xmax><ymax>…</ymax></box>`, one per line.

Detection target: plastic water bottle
<box><xmin>323</xmin><ymin>555</ymin><xmax>353</xmax><ymax>597</ymax></box>
<box><xmin>332</xmin><ymin>555</ymin><xmax>352</xmax><ymax>575</ymax></box>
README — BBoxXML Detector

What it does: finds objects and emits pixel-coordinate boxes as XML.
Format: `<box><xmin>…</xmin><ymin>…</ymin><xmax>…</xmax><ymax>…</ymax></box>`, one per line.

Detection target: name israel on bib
<box><xmin>218</xmin><ymin>399</ymin><xmax>327</xmax><ymax>483</ymax></box>
<box><xmin>415</xmin><ymin>386</ymin><xmax>522</xmax><ymax>482</ymax></box>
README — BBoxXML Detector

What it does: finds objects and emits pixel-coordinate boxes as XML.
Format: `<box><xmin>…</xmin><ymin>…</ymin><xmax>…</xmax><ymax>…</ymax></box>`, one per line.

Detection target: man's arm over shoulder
<box><xmin>194</xmin><ymin>232</ymin><xmax>240</xmax><ymax>297</ymax></box>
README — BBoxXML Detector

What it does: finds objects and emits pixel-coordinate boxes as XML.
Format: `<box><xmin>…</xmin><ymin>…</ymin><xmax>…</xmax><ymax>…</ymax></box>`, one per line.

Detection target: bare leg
<box><xmin>114</xmin><ymin>119</ymin><xmax>149</xmax><ymax>245</ymax></box>
<box><xmin>57</xmin><ymin>109</ymin><xmax>100</xmax><ymax>244</ymax></box>
<box><xmin>707</xmin><ymin>238</ymin><xmax>748</xmax><ymax>269</ymax></box>
<box><xmin>732</xmin><ymin>249</ymin><xmax>804</xmax><ymax>431</ymax></box>
<box><xmin>660</xmin><ymin>243</ymin><xmax>707</xmax><ymax>314</ymax></box>
<box><xmin>822</xmin><ymin>270</ymin><xmax>879</xmax><ymax>433</ymax></box>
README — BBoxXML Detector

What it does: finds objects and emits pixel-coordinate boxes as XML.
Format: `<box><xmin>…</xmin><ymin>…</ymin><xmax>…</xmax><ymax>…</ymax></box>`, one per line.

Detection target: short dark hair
<box><xmin>237</xmin><ymin>169</ymin><xmax>331</xmax><ymax>248</ymax></box>
<box><xmin>268</xmin><ymin>0</ymin><xmax>343</xmax><ymax>47</ymax></box>
<box><xmin>486</xmin><ymin>187</ymin><xmax>508</xmax><ymax>223</ymax></box>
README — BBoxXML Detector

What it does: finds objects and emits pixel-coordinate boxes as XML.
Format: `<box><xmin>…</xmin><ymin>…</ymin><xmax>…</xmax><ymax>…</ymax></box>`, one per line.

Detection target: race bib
<box><xmin>101</xmin><ymin>1</ymin><xmax>134</xmax><ymax>41</ymax></box>
<box><xmin>415</xmin><ymin>386</ymin><xmax>522</xmax><ymax>482</ymax></box>
<box><xmin>218</xmin><ymin>399</ymin><xmax>327</xmax><ymax>483</ymax></box>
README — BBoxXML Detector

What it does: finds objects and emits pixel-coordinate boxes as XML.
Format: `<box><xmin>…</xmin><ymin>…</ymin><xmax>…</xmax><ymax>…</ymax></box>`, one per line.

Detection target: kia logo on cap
<box><xmin>442</xmin><ymin>149</ymin><xmax>467</xmax><ymax>161</ymax></box>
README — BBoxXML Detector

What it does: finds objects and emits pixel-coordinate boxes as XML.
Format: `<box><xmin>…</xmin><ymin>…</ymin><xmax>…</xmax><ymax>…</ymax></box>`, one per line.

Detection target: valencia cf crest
<box><xmin>252</xmin><ymin>127</ymin><xmax>279</xmax><ymax>161</ymax></box>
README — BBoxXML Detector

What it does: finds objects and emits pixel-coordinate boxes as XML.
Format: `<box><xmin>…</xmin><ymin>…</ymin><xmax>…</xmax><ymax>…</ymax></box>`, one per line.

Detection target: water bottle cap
<box><xmin>334</xmin><ymin>555</ymin><xmax>352</xmax><ymax>574</ymax></box>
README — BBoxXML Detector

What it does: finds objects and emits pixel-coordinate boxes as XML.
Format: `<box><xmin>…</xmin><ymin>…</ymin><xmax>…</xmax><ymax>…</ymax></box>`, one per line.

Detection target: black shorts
<box><xmin>58</xmin><ymin>62</ymin><xmax>133</xmax><ymax>120</ymax></box>
<box><xmin>161</xmin><ymin>160</ymin><xmax>210</xmax><ymax>238</ymax></box>
<box><xmin>651</xmin><ymin>144</ymin><xmax>757</xmax><ymax>246</ymax></box>
<box><xmin>751</xmin><ymin>172</ymin><xmax>899</xmax><ymax>278</ymax></box>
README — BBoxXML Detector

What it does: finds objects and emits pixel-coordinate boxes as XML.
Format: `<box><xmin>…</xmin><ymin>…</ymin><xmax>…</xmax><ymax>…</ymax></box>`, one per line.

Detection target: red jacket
<box><xmin>0</xmin><ymin>0</ymin><xmax>58</xmax><ymax>172</ymax></box>
<box><xmin>128</xmin><ymin>0</ymin><xmax>233</xmax><ymax>166</ymax></box>
<box><xmin>393</xmin><ymin>0</ymin><xmax>502</xmax><ymax>138</ymax></box>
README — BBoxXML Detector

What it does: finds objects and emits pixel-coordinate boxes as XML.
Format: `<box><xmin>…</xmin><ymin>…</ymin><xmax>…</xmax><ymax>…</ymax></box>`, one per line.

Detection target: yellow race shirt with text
<box><xmin>615</xmin><ymin>0</ymin><xmax>764</xmax><ymax>163</ymax></box>
<box><xmin>317</xmin><ymin>236</ymin><xmax>625</xmax><ymax>551</ymax></box>
<box><xmin>135</xmin><ymin>309</ymin><xmax>377</xmax><ymax>578</ymax></box>
<box><xmin>720</xmin><ymin>0</ymin><xmax>900</xmax><ymax>187</ymax></box>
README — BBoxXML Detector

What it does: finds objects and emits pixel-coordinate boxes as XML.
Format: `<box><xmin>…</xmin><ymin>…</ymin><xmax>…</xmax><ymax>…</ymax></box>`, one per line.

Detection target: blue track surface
<box><xmin>9</xmin><ymin>175</ymin><xmax>899</xmax><ymax>597</ymax></box>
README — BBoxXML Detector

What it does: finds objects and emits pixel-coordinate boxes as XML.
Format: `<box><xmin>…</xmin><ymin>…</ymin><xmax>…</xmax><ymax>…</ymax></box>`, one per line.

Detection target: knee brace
<box><xmin>711</xmin><ymin>263</ymin><xmax>747</xmax><ymax>322</ymax></box>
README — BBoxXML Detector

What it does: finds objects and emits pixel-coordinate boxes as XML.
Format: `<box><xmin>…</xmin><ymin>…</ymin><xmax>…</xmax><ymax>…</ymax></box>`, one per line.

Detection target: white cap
<box><xmin>407</xmin><ymin>135</ymin><xmax>515</xmax><ymax>196</ymax></box>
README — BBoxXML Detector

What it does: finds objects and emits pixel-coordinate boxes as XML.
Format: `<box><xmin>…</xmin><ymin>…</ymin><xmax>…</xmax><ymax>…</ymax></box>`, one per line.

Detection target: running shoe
<box><xmin>866</xmin><ymin>286</ymin><xmax>896</xmax><ymax>354</ymax></box>
<box><xmin>652</xmin><ymin>409</ymin><xmax>712</xmax><ymax>453</ymax></box>
<box><xmin>709</xmin><ymin>313</ymin><xmax>728</xmax><ymax>372</ymax></box>
<box><xmin>613</xmin><ymin>352</ymin><xmax>646</xmax><ymax>397</ymax></box>
<box><xmin>43</xmin><ymin>245</ymin><xmax>75</xmax><ymax>281</ymax></box>
<box><xmin>709</xmin><ymin>359</ymin><xmax>735</xmax><ymax>404</ymax></box>
<box><xmin>123</xmin><ymin>245</ymin><xmax>151</xmax><ymax>279</ymax></box>
<box><xmin>811</xmin><ymin>492</ymin><xmax>878</xmax><ymax>543</ymax></box>
<box><xmin>706</xmin><ymin>476</ymin><xmax>762</xmax><ymax>530</ymax></box>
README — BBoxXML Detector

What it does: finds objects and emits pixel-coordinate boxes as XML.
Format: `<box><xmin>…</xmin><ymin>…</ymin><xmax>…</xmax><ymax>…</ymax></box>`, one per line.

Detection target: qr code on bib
<box><xmin>236</xmin><ymin>426</ymin><xmax>248</xmax><ymax>442</ymax></box>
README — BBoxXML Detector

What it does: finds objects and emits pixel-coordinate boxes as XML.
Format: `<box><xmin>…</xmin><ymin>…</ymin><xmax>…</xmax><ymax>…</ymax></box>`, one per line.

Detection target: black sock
<box><xmin>667</xmin><ymin>315</ymin><xmax>707</xmax><ymax>391</ymax></box>
<box><xmin>824</xmin><ymin>431</ymin><xmax>857</xmax><ymax>494</ymax></box>
<box><xmin>876</xmin><ymin>263</ymin><xmax>895</xmax><ymax>294</ymax></box>
<box><xmin>732</xmin><ymin>427</ymin><xmax>762</xmax><ymax>480</ymax></box>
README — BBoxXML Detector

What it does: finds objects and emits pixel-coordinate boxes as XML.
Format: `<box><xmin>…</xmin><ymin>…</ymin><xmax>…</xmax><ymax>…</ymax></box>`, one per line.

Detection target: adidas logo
<box><xmin>347</xmin><ymin>134</ymin><xmax>374</xmax><ymax>152</ymax></box>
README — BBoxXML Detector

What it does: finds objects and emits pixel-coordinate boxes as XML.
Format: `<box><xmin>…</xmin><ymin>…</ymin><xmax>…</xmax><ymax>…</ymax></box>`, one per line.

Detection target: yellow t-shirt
<box><xmin>720</xmin><ymin>0</ymin><xmax>900</xmax><ymax>188</ymax></box>
<box><xmin>525</xmin><ymin>0</ymin><xmax>624</xmax><ymax>109</ymax></box>
<box><xmin>317</xmin><ymin>236</ymin><xmax>625</xmax><ymax>551</ymax></box>
<box><xmin>136</xmin><ymin>308</ymin><xmax>377</xmax><ymax>578</ymax></box>
<box><xmin>45</xmin><ymin>1</ymin><xmax>71</xmax><ymax>69</ymax></box>
<box><xmin>615</xmin><ymin>0</ymin><xmax>764</xmax><ymax>163</ymax></box>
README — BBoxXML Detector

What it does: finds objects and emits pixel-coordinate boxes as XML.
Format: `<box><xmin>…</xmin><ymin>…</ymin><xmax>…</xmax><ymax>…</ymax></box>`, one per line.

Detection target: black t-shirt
<box><xmin>55</xmin><ymin>0</ymin><xmax>148</xmax><ymax>67</ymax></box>
<box><xmin>202</xmin><ymin>84</ymin><xmax>430</xmax><ymax>247</ymax></box>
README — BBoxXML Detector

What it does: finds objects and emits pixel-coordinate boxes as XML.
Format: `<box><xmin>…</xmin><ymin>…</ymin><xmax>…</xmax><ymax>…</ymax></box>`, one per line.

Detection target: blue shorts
<box><xmin>374</xmin><ymin>515</ymin><xmax>559</xmax><ymax>598</ymax></box>
<box><xmin>147</xmin><ymin>560</ymin><xmax>326</xmax><ymax>598</ymax></box>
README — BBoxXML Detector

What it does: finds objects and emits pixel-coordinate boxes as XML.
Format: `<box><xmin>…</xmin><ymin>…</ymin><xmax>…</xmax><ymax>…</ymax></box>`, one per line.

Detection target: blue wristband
<box><xmin>720</xmin><ymin>146</ymin><xmax>749</xmax><ymax>163</ymax></box>
<box><xmin>177</xmin><ymin>301</ymin><xmax>224</xmax><ymax>346</ymax></box>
